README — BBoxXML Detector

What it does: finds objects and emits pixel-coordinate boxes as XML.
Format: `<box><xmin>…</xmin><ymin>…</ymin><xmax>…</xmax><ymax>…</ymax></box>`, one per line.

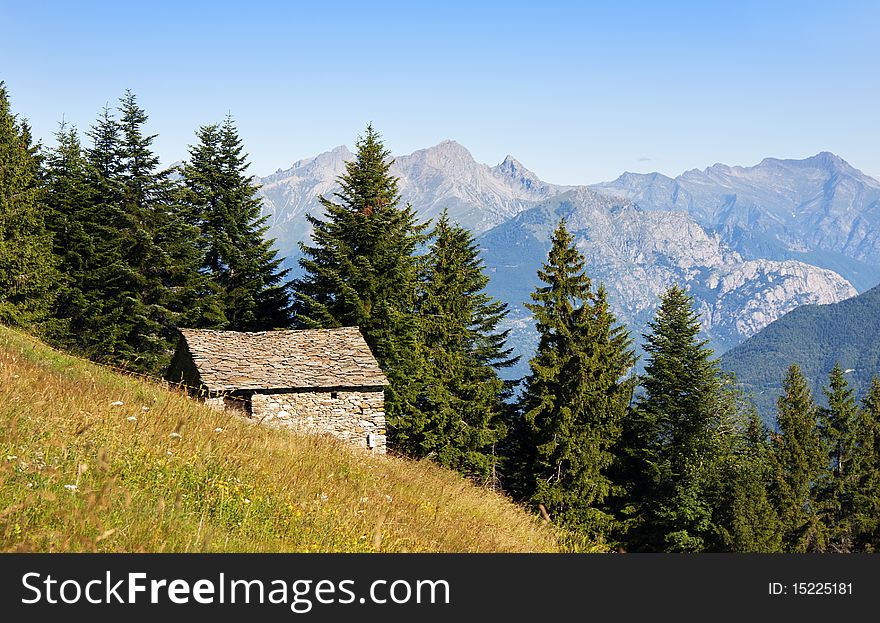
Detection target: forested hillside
<box><xmin>722</xmin><ymin>284</ymin><xmax>880</xmax><ymax>423</ymax></box>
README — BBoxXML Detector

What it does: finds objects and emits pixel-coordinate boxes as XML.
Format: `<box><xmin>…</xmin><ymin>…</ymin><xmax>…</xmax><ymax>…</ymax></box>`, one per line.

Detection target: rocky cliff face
<box><xmin>701</xmin><ymin>259</ymin><xmax>857</xmax><ymax>344</ymax></box>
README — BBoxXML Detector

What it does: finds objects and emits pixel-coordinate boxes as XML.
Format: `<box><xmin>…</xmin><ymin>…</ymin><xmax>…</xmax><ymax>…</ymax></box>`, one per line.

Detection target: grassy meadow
<box><xmin>0</xmin><ymin>326</ymin><xmax>574</xmax><ymax>553</ymax></box>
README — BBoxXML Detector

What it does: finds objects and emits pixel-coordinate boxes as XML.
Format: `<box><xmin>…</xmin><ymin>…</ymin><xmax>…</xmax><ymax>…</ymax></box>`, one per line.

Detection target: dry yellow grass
<box><xmin>0</xmin><ymin>326</ymin><xmax>567</xmax><ymax>552</ymax></box>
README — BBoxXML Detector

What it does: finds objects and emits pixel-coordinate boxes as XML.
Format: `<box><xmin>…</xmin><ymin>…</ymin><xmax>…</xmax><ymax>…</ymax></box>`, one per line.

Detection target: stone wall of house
<box><xmin>250</xmin><ymin>388</ymin><xmax>387</xmax><ymax>454</ymax></box>
<box><xmin>204</xmin><ymin>396</ymin><xmax>225</xmax><ymax>411</ymax></box>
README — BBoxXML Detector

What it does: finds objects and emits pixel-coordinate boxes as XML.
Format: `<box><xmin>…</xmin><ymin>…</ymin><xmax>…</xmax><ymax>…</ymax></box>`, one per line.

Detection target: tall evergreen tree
<box><xmin>75</xmin><ymin>105</ymin><xmax>139</xmax><ymax>360</ymax></box>
<box><xmin>41</xmin><ymin>122</ymin><xmax>99</xmax><ymax>347</ymax></box>
<box><xmin>94</xmin><ymin>92</ymin><xmax>192</xmax><ymax>370</ymax></box>
<box><xmin>623</xmin><ymin>285</ymin><xmax>722</xmax><ymax>552</ymax></box>
<box><xmin>514</xmin><ymin>220</ymin><xmax>635</xmax><ymax>538</ymax></box>
<box><xmin>412</xmin><ymin>210</ymin><xmax>518</xmax><ymax>483</ymax></box>
<box><xmin>851</xmin><ymin>377</ymin><xmax>880</xmax><ymax>551</ymax></box>
<box><xmin>180</xmin><ymin>116</ymin><xmax>293</xmax><ymax>330</ymax></box>
<box><xmin>510</xmin><ymin>220</ymin><xmax>591</xmax><ymax>503</ymax></box>
<box><xmin>0</xmin><ymin>81</ymin><xmax>58</xmax><ymax>327</ymax></box>
<box><xmin>122</xmin><ymin>91</ymin><xmax>222</xmax><ymax>370</ymax></box>
<box><xmin>293</xmin><ymin>125</ymin><xmax>428</xmax><ymax>446</ymax></box>
<box><xmin>770</xmin><ymin>364</ymin><xmax>826</xmax><ymax>552</ymax></box>
<box><xmin>817</xmin><ymin>363</ymin><xmax>859</xmax><ymax>551</ymax></box>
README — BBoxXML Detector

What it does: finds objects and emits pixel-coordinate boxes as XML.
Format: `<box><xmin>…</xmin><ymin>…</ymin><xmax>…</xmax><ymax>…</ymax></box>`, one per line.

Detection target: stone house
<box><xmin>167</xmin><ymin>327</ymin><xmax>389</xmax><ymax>453</ymax></box>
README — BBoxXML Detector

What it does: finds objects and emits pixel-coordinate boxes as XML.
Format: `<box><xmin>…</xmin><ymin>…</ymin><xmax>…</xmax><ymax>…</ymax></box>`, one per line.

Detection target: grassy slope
<box><xmin>0</xmin><ymin>326</ymin><xmax>566</xmax><ymax>553</ymax></box>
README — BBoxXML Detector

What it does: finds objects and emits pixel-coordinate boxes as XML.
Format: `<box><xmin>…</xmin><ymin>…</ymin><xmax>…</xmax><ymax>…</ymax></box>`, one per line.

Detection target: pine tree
<box><xmin>511</xmin><ymin>220</ymin><xmax>591</xmax><ymax>502</ymax></box>
<box><xmin>41</xmin><ymin>122</ymin><xmax>99</xmax><ymax>347</ymax></box>
<box><xmin>121</xmin><ymin>91</ymin><xmax>222</xmax><ymax>371</ymax></box>
<box><xmin>413</xmin><ymin>210</ymin><xmax>518</xmax><ymax>482</ymax></box>
<box><xmin>87</xmin><ymin>106</ymin><xmax>125</xmax><ymax>180</ymax></box>
<box><xmin>624</xmin><ymin>285</ymin><xmax>722</xmax><ymax>552</ymax></box>
<box><xmin>561</xmin><ymin>284</ymin><xmax>635</xmax><ymax>536</ymax></box>
<box><xmin>770</xmin><ymin>364</ymin><xmax>826</xmax><ymax>552</ymax></box>
<box><xmin>77</xmin><ymin>104</ymin><xmax>140</xmax><ymax>360</ymax></box>
<box><xmin>514</xmin><ymin>220</ymin><xmax>635</xmax><ymax>538</ymax></box>
<box><xmin>851</xmin><ymin>377</ymin><xmax>880</xmax><ymax>551</ymax></box>
<box><xmin>293</xmin><ymin>125</ymin><xmax>428</xmax><ymax>446</ymax></box>
<box><xmin>816</xmin><ymin>363</ymin><xmax>859</xmax><ymax>551</ymax></box>
<box><xmin>713</xmin><ymin>402</ymin><xmax>783</xmax><ymax>552</ymax></box>
<box><xmin>0</xmin><ymin>81</ymin><xmax>58</xmax><ymax>327</ymax></box>
<box><xmin>180</xmin><ymin>116</ymin><xmax>293</xmax><ymax>330</ymax></box>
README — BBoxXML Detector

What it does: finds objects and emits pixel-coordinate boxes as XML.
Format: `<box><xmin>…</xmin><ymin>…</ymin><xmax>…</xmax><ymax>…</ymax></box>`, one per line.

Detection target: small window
<box><xmin>330</xmin><ymin>391</ymin><xmax>339</xmax><ymax>399</ymax></box>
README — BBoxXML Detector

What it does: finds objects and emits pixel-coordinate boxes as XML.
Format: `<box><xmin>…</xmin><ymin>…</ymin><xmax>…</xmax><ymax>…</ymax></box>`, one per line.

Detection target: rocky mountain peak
<box><xmin>310</xmin><ymin>144</ymin><xmax>353</xmax><ymax>168</ymax></box>
<box><xmin>329</xmin><ymin>144</ymin><xmax>353</xmax><ymax>156</ymax></box>
<box><xmin>497</xmin><ymin>154</ymin><xmax>525</xmax><ymax>173</ymax></box>
<box><xmin>259</xmin><ymin>145</ymin><xmax>352</xmax><ymax>185</ymax></box>
<box><xmin>407</xmin><ymin>140</ymin><xmax>476</xmax><ymax>168</ymax></box>
<box><xmin>494</xmin><ymin>154</ymin><xmax>546</xmax><ymax>191</ymax></box>
<box><xmin>801</xmin><ymin>150</ymin><xmax>846</xmax><ymax>167</ymax></box>
<box><xmin>797</xmin><ymin>151</ymin><xmax>865</xmax><ymax>178</ymax></box>
<box><xmin>726</xmin><ymin>151</ymin><xmax>858</xmax><ymax>178</ymax></box>
<box><xmin>613</xmin><ymin>170</ymin><xmax>674</xmax><ymax>187</ymax></box>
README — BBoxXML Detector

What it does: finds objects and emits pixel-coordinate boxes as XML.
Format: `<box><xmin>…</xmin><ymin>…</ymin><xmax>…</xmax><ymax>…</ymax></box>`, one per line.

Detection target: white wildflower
<box><xmin>320</xmin><ymin>493</ymin><xmax>329</xmax><ymax>502</ymax></box>
<box><xmin>243</xmin><ymin>498</ymin><xmax>251</xmax><ymax>505</ymax></box>
<box><xmin>141</xmin><ymin>406</ymin><xmax>150</xmax><ymax>412</ymax></box>
<box><xmin>214</xmin><ymin>427</ymin><xmax>223</xmax><ymax>433</ymax></box>
<box><xmin>109</xmin><ymin>401</ymin><xmax>124</xmax><ymax>407</ymax></box>
<box><xmin>126</xmin><ymin>416</ymin><xmax>137</xmax><ymax>422</ymax></box>
<box><xmin>385</xmin><ymin>494</ymin><xmax>393</xmax><ymax>503</ymax></box>
<box><xmin>64</xmin><ymin>484</ymin><xmax>78</xmax><ymax>492</ymax></box>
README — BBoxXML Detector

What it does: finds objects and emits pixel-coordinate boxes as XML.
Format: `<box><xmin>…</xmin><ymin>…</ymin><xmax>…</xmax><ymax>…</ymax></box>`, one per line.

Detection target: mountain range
<box><xmin>591</xmin><ymin>152</ymin><xmax>880</xmax><ymax>291</ymax></box>
<box><xmin>258</xmin><ymin>140</ymin><xmax>564</xmax><ymax>260</ymax></box>
<box><xmin>255</xmin><ymin>142</ymin><xmax>879</xmax><ymax>378</ymax></box>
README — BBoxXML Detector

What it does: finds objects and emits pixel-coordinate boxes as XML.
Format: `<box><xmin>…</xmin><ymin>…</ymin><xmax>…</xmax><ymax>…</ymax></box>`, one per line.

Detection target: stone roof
<box><xmin>176</xmin><ymin>327</ymin><xmax>389</xmax><ymax>392</ymax></box>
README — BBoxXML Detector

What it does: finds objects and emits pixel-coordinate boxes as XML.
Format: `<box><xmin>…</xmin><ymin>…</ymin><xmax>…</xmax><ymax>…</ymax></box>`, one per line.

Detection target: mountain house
<box><xmin>167</xmin><ymin>327</ymin><xmax>389</xmax><ymax>454</ymax></box>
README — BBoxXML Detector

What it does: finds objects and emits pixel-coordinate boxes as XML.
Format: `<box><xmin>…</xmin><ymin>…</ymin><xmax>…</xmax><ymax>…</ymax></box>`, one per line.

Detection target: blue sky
<box><xmin>2</xmin><ymin>0</ymin><xmax>878</xmax><ymax>183</ymax></box>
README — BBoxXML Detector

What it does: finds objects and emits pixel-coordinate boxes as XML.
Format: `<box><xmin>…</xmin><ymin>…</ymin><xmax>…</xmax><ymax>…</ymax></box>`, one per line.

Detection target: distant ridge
<box><xmin>591</xmin><ymin>151</ymin><xmax>880</xmax><ymax>291</ymax></box>
<box><xmin>721</xmin><ymin>283</ymin><xmax>880</xmax><ymax>425</ymax></box>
